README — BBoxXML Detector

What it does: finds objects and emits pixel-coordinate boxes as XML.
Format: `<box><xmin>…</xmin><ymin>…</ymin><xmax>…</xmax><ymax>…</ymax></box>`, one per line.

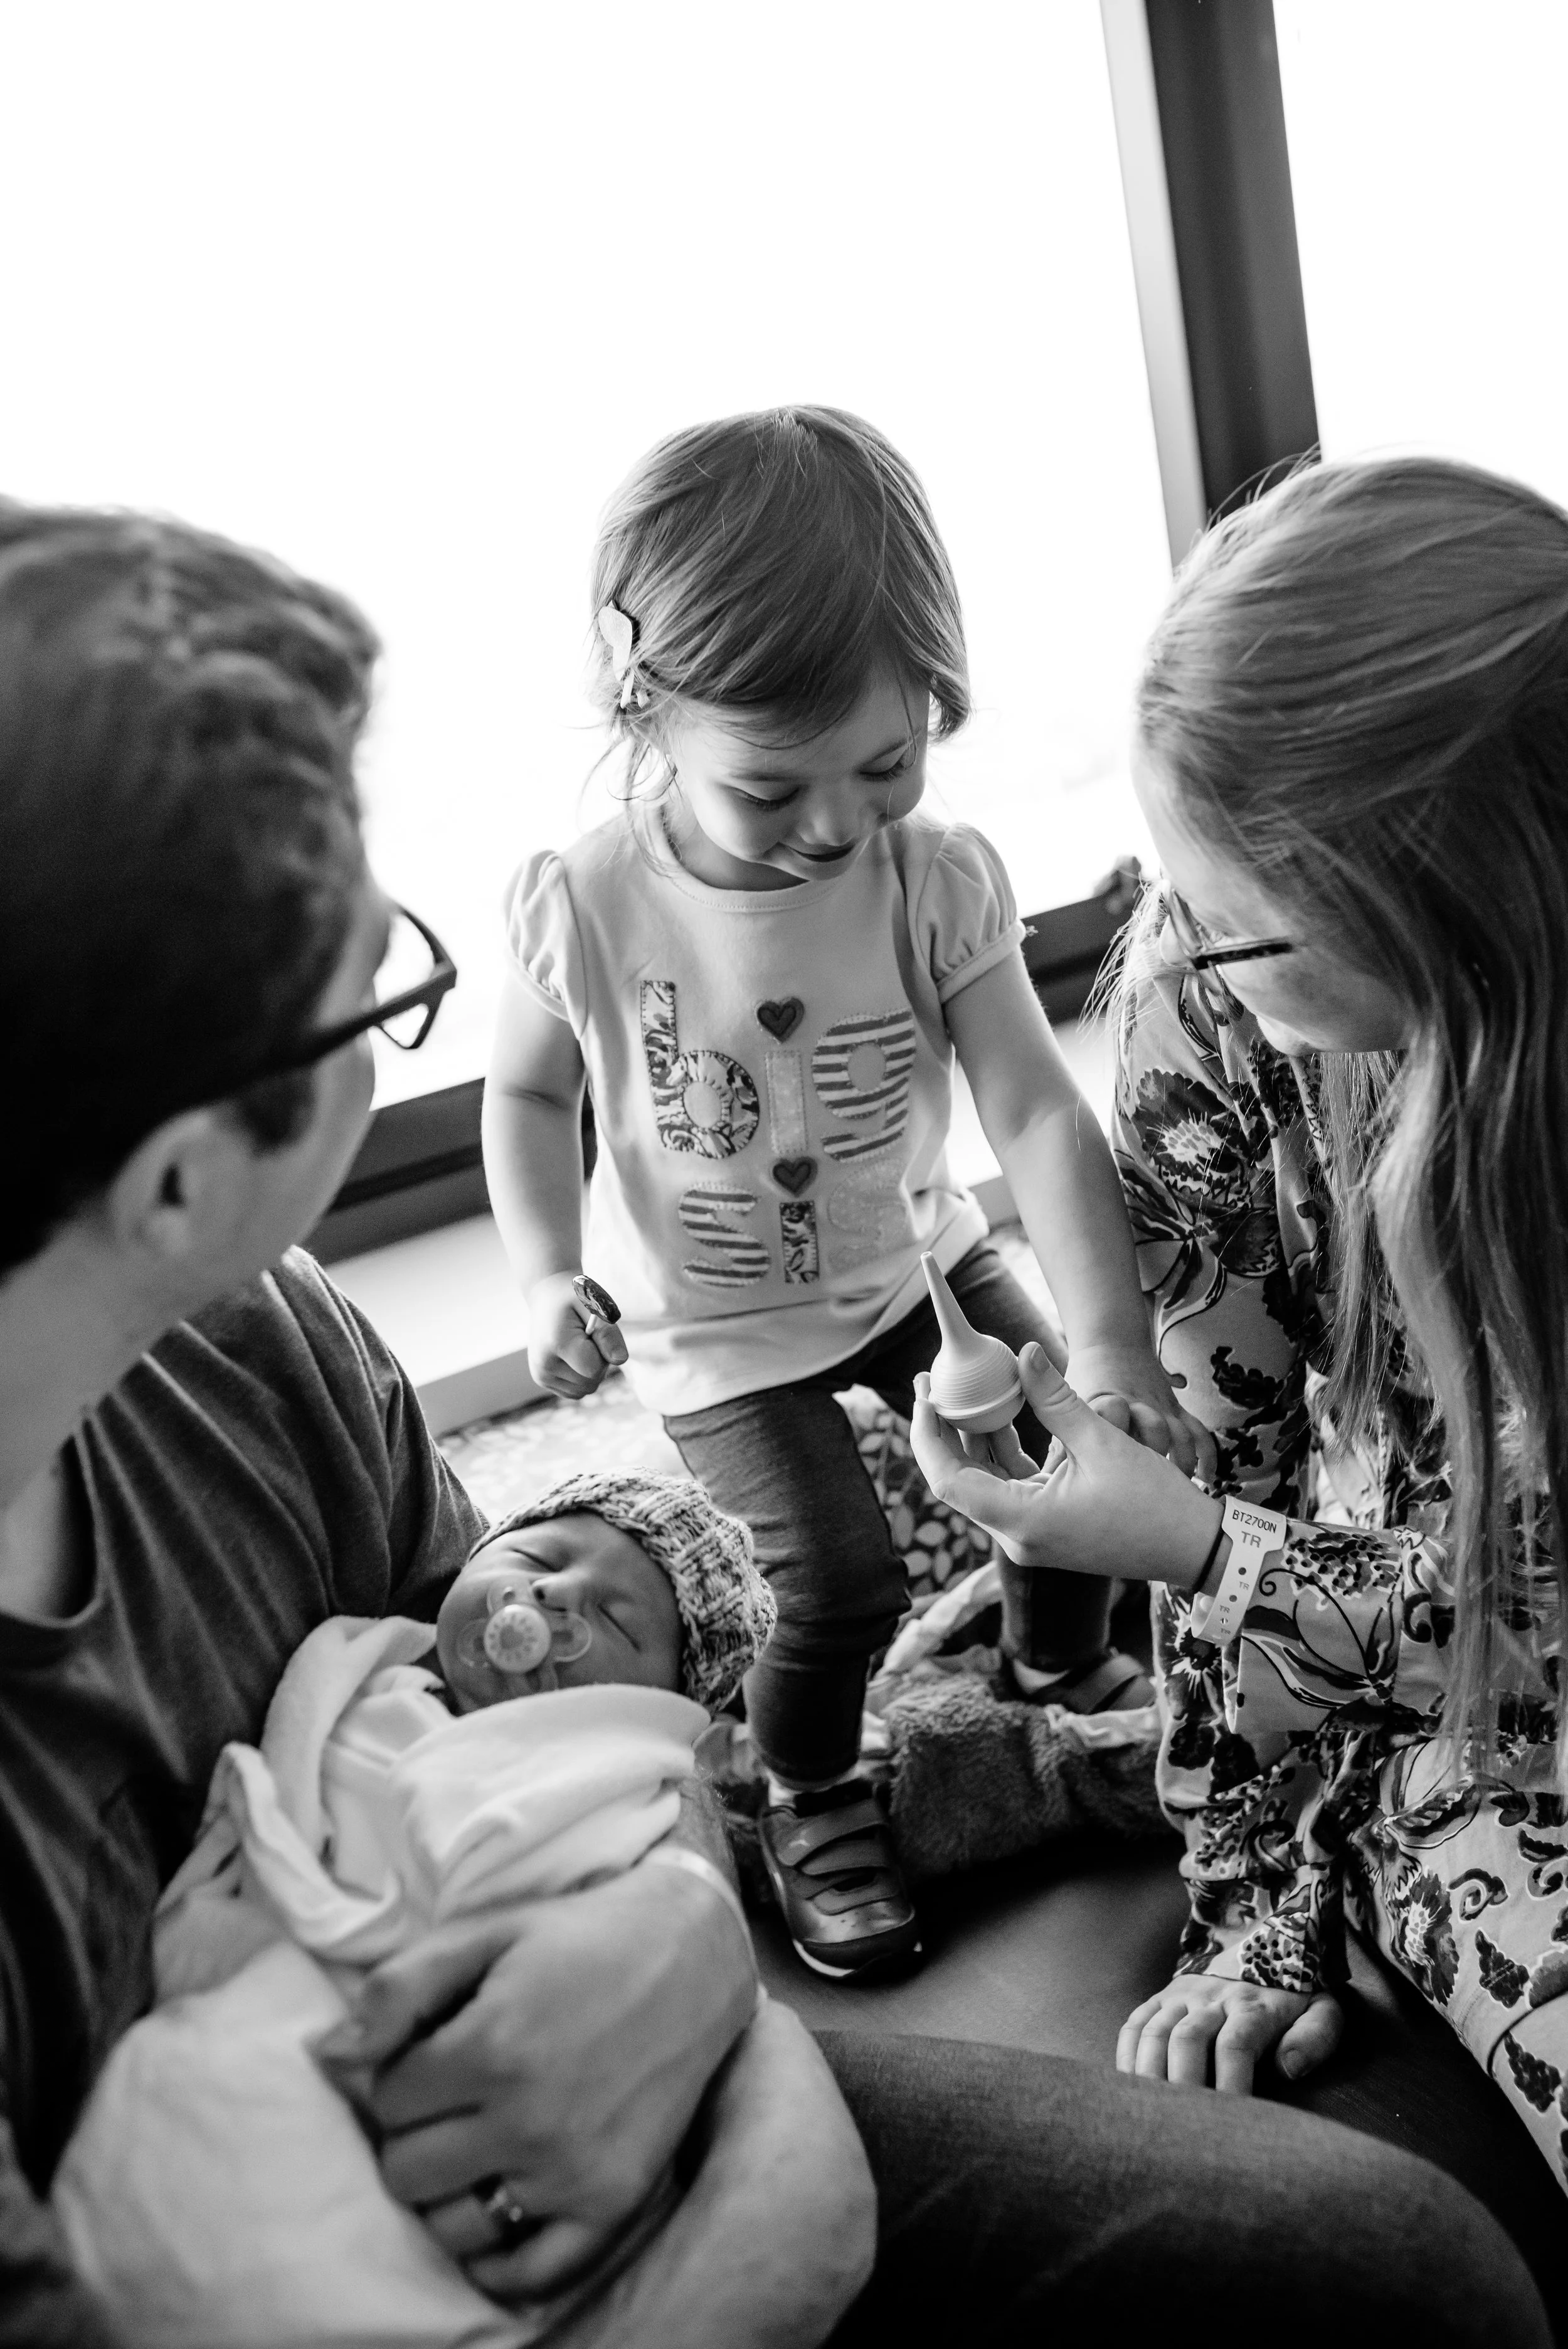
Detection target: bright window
<box><xmin>1</xmin><ymin>1</ymin><xmax>1170</xmax><ymax>1103</ymax></box>
<box><xmin>1277</xmin><ymin>1</ymin><xmax>1568</xmax><ymax>507</ymax></box>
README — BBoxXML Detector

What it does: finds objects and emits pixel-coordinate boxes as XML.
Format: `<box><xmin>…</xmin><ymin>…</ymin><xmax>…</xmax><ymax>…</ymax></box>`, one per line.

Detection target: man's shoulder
<box><xmin>162</xmin><ymin>1249</ymin><xmax>389</xmax><ymax>1427</ymax></box>
<box><xmin>137</xmin><ymin>1251</ymin><xmax>484</xmax><ymax>1605</ymax></box>
<box><xmin>182</xmin><ymin>1245</ymin><xmax>364</xmax><ymax>1354</ymax></box>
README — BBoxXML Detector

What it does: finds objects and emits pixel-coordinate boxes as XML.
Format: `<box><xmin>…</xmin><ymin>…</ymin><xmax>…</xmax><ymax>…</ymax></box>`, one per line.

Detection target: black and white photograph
<box><xmin>2</xmin><ymin>3</ymin><xmax>1566</xmax><ymax>2341</ymax></box>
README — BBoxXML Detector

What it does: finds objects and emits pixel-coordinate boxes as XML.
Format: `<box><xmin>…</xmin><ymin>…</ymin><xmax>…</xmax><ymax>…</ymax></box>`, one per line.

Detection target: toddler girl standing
<box><xmin>485</xmin><ymin>406</ymin><xmax>1203</xmax><ymax>1979</ymax></box>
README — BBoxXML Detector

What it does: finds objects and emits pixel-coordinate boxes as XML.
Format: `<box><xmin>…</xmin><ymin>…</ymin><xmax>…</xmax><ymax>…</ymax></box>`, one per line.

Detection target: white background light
<box><xmin>0</xmin><ymin>1</ymin><xmax>1173</xmax><ymax>1098</ymax></box>
<box><xmin>1278</xmin><ymin>0</ymin><xmax>1568</xmax><ymax>507</ymax></box>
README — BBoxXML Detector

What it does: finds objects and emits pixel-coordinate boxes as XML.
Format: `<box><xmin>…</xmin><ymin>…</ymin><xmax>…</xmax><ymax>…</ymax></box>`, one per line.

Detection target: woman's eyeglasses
<box><xmin>261</xmin><ymin>903</ymin><xmax>457</xmax><ymax>1076</ymax></box>
<box><xmin>1163</xmin><ymin>886</ymin><xmax>1293</xmax><ymax>975</ymax></box>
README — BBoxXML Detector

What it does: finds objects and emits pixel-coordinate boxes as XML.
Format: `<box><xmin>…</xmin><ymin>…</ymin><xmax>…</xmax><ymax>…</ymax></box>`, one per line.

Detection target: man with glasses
<box><xmin>0</xmin><ymin>502</ymin><xmax>1537</xmax><ymax>2348</ymax></box>
<box><xmin>0</xmin><ymin>505</ymin><xmax>802</xmax><ymax>2339</ymax></box>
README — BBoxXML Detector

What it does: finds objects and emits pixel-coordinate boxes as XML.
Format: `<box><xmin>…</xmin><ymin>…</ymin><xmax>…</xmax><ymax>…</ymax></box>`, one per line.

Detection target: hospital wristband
<box><xmin>640</xmin><ymin>1843</ymin><xmax>755</xmax><ymax>1965</ymax></box>
<box><xmin>1187</xmin><ymin>1496</ymin><xmax>1288</xmax><ymax>1646</ymax></box>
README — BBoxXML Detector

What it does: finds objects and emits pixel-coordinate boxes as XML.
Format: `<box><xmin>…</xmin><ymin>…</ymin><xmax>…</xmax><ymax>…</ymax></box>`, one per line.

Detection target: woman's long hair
<box><xmin>1136</xmin><ymin>457</ymin><xmax>1568</xmax><ymax>1776</ymax></box>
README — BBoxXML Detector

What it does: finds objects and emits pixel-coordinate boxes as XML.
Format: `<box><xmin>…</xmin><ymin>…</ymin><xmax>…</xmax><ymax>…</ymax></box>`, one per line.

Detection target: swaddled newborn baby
<box><xmin>51</xmin><ymin>1472</ymin><xmax>867</xmax><ymax>2349</ymax></box>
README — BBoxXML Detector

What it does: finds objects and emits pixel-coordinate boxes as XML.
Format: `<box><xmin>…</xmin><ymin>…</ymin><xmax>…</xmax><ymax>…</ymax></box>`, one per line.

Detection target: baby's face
<box><xmin>466</xmin><ymin>1514</ymin><xmax>683</xmax><ymax>1694</ymax></box>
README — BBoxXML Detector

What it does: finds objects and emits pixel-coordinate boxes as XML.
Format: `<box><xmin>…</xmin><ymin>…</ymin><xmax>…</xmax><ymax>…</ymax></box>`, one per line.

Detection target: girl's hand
<box><xmin>526</xmin><ymin>1271</ymin><xmax>629</xmax><ymax>1400</ymax></box>
<box><xmin>1117</xmin><ymin>1974</ymin><xmax>1345</xmax><ymax>2095</ymax></box>
<box><xmin>1064</xmin><ymin>1342</ymin><xmax>1218</xmax><ymax>1483</ymax></box>
<box><xmin>910</xmin><ymin>1343</ymin><xmax>1221</xmax><ymax>1584</ymax></box>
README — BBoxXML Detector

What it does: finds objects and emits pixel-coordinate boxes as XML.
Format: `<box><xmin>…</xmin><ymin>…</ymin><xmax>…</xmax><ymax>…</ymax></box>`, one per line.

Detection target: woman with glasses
<box><xmin>913</xmin><ymin>455</ymin><xmax>1568</xmax><ymax>2315</ymax></box>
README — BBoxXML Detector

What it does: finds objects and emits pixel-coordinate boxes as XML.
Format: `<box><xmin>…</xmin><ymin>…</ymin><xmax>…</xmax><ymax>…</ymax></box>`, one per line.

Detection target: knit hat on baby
<box><xmin>477</xmin><ymin>1470</ymin><xmax>775</xmax><ymax>1714</ymax></box>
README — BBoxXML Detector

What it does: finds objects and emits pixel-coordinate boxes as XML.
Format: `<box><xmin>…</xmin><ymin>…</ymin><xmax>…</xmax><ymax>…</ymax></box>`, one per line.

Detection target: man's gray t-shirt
<box><xmin>0</xmin><ymin>1248</ymin><xmax>485</xmax><ymax>2341</ymax></box>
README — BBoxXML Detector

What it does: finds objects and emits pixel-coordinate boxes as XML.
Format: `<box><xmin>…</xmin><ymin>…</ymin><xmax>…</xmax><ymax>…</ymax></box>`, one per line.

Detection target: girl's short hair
<box><xmin>588</xmin><ymin>407</ymin><xmax>968</xmax><ymax>766</ymax></box>
<box><xmin>1133</xmin><ymin>454</ymin><xmax>1568</xmax><ymax>1781</ymax></box>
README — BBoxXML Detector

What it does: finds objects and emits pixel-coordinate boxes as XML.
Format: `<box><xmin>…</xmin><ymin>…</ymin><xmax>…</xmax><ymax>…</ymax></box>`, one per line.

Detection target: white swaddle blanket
<box><xmin>53</xmin><ymin>1615</ymin><xmax>707</xmax><ymax>2349</ymax></box>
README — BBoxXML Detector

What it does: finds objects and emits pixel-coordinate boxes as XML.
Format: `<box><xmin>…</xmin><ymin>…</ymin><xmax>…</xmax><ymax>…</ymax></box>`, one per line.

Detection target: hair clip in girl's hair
<box><xmin>596</xmin><ymin>602</ymin><xmax>648</xmax><ymax>713</ymax></box>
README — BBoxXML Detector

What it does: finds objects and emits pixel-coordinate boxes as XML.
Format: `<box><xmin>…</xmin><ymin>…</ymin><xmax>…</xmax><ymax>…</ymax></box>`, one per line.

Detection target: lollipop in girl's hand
<box><xmin>921</xmin><ymin>1253</ymin><xmax>1024</xmax><ymax>1434</ymax></box>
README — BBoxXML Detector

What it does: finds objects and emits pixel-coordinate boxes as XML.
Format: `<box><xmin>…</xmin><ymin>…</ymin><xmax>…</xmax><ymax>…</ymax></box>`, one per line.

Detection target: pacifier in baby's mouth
<box><xmin>439</xmin><ymin>1566</ymin><xmax>593</xmax><ymax>1705</ymax></box>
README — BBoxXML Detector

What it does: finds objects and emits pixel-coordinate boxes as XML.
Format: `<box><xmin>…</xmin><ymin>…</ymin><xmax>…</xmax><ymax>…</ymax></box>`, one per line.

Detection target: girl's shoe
<box><xmin>1005</xmin><ymin>1646</ymin><xmax>1153</xmax><ymax>1712</ymax></box>
<box><xmin>757</xmin><ymin>1779</ymin><xmax>923</xmax><ymax>1980</ymax></box>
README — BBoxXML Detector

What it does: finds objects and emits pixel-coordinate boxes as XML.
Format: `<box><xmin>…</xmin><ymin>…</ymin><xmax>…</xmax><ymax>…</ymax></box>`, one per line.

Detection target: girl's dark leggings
<box><xmin>664</xmin><ymin>1240</ymin><xmax>1113</xmax><ymax>1784</ymax></box>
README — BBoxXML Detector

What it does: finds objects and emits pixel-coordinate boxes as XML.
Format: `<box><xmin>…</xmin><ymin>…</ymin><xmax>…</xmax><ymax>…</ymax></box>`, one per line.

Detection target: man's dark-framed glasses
<box><xmin>1164</xmin><ymin>886</ymin><xmax>1293</xmax><ymax>975</ymax></box>
<box><xmin>265</xmin><ymin>904</ymin><xmax>457</xmax><ymax>1075</ymax></box>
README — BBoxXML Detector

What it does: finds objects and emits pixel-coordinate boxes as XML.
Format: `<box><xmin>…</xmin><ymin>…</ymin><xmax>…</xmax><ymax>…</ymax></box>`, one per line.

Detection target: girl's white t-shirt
<box><xmin>506</xmin><ymin>808</ymin><xmax>1025</xmax><ymax>1416</ymax></box>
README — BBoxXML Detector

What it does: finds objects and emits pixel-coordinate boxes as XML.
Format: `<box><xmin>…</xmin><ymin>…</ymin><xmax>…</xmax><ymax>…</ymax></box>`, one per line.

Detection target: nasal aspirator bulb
<box><xmin>921</xmin><ymin>1253</ymin><xmax>1024</xmax><ymax>1434</ymax></box>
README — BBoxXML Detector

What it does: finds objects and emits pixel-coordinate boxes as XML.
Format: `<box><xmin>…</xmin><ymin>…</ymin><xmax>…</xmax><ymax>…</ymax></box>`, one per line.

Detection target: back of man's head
<box><xmin>0</xmin><ymin>505</ymin><xmax>378</xmax><ymax>1278</ymax></box>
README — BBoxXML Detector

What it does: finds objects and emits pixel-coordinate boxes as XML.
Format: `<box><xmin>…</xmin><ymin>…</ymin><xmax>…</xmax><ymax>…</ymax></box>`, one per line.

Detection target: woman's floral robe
<box><xmin>1116</xmin><ymin>948</ymin><xmax>1568</xmax><ymax>2188</ymax></box>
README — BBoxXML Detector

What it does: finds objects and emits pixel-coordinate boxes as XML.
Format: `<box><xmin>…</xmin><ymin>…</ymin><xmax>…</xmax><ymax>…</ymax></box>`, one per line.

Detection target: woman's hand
<box><xmin>526</xmin><ymin>1270</ymin><xmax>628</xmax><ymax>1399</ymax></box>
<box><xmin>911</xmin><ymin>1341</ymin><xmax>1221</xmax><ymax>1584</ymax></box>
<box><xmin>313</xmin><ymin>1863</ymin><xmax>755</xmax><ymax>2297</ymax></box>
<box><xmin>1118</xmin><ymin>1973</ymin><xmax>1344</xmax><ymax>2095</ymax></box>
<box><xmin>1065</xmin><ymin>1340</ymin><xmax>1218</xmax><ymax>1483</ymax></box>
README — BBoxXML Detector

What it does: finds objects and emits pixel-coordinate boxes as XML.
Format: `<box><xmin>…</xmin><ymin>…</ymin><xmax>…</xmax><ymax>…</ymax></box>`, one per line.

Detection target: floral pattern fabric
<box><xmin>1115</xmin><ymin>944</ymin><xmax>1568</xmax><ymax>2190</ymax></box>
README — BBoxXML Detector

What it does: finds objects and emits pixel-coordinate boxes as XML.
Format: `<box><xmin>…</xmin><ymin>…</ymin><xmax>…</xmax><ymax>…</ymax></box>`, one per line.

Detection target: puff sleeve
<box><xmin>913</xmin><ymin>824</ymin><xmax>1027</xmax><ymax>1007</ymax></box>
<box><xmin>504</xmin><ymin>851</ymin><xmax>588</xmax><ymax>1032</ymax></box>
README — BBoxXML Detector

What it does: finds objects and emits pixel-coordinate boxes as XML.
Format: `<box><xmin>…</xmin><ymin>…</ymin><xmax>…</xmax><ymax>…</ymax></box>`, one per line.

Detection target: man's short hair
<box><xmin>0</xmin><ymin>504</ymin><xmax>378</xmax><ymax>1276</ymax></box>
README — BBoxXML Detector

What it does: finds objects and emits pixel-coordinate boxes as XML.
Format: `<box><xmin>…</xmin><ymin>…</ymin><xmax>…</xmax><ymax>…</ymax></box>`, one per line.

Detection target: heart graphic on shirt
<box><xmin>756</xmin><ymin>997</ymin><xmax>804</xmax><ymax>1041</ymax></box>
<box><xmin>771</xmin><ymin>1157</ymin><xmax>816</xmax><ymax>1196</ymax></box>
